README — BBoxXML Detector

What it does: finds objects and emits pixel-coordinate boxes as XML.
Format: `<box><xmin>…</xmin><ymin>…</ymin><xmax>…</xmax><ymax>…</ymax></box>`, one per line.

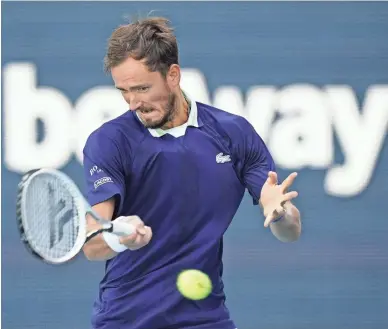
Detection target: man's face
<box><xmin>111</xmin><ymin>57</ymin><xmax>179</xmax><ymax>129</ymax></box>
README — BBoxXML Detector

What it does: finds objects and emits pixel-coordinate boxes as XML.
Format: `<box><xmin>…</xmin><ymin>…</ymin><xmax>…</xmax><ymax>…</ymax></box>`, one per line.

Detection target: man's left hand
<box><xmin>260</xmin><ymin>171</ymin><xmax>299</xmax><ymax>227</ymax></box>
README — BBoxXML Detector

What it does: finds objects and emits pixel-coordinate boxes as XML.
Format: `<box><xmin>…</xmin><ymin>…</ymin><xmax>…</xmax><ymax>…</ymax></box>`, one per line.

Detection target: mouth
<box><xmin>137</xmin><ymin>108</ymin><xmax>160</xmax><ymax>123</ymax></box>
<box><xmin>138</xmin><ymin>108</ymin><xmax>154</xmax><ymax>114</ymax></box>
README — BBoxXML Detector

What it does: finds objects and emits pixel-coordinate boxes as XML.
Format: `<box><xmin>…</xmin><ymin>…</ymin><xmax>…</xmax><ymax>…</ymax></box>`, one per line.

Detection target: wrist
<box><xmin>102</xmin><ymin>232</ymin><xmax>128</xmax><ymax>253</ymax></box>
<box><xmin>271</xmin><ymin>202</ymin><xmax>293</xmax><ymax>224</ymax></box>
<box><xmin>271</xmin><ymin>213</ymin><xmax>285</xmax><ymax>223</ymax></box>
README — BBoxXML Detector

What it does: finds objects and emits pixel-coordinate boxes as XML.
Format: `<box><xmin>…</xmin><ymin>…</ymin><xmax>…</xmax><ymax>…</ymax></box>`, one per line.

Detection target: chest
<box><xmin>136</xmin><ymin>130</ymin><xmax>240</xmax><ymax>185</ymax></box>
<box><xmin>126</xmin><ymin>129</ymin><xmax>244</xmax><ymax>209</ymax></box>
<box><xmin>122</xmin><ymin>129</ymin><xmax>246</xmax><ymax>242</ymax></box>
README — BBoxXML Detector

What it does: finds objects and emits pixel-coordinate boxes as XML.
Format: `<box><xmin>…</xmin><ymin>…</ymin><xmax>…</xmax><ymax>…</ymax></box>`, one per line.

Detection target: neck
<box><xmin>162</xmin><ymin>89</ymin><xmax>189</xmax><ymax>130</ymax></box>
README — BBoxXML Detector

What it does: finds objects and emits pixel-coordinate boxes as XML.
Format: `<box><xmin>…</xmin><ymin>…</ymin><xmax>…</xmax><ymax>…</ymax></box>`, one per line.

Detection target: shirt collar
<box><xmin>145</xmin><ymin>90</ymin><xmax>199</xmax><ymax>138</ymax></box>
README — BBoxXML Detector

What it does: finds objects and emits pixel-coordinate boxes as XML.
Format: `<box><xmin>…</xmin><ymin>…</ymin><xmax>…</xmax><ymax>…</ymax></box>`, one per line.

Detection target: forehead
<box><xmin>111</xmin><ymin>57</ymin><xmax>159</xmax><ymax>85</ymax></box>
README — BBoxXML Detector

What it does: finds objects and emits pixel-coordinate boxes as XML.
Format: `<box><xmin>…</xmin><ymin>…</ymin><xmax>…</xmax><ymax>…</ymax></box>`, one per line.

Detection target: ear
<box><xmin>166</xmin><ymin>64</ymin><xmax>181</xmax><ymax>88</ymax></box>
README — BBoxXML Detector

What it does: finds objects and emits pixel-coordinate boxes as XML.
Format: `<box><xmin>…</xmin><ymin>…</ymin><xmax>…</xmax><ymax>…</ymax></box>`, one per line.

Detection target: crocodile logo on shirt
<box><xmin>216</xmin><ymin>152</ymin><xmax>231</xmax><ymax>164</ymax></box>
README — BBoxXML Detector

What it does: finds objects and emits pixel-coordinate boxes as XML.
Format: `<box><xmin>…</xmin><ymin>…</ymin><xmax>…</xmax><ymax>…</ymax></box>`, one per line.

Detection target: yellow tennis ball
<box><xmin>176</xmin><ymin>269</ymin><xmax>212</xmax><ymax>300</ymax></box>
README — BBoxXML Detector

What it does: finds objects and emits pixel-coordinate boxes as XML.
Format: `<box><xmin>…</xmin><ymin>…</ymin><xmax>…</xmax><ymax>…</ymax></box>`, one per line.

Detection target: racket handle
<box><xmin>111</xmin><ymin>221</ymin><xmax>135</xmax><ymax>236</ymax></box>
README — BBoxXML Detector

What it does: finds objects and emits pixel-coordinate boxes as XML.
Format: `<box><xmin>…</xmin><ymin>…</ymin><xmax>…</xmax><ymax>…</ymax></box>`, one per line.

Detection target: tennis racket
<box><xmin>16</xmin><ymin>168</ymin><xmax>134</xmax><ymax>265</ymax></box>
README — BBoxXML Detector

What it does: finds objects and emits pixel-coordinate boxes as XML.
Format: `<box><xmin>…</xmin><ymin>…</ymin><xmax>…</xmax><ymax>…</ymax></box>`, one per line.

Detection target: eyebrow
<box><xmin>115</xmin><ymin>84</ymin><xmax>149</xmax><ymax>92</ymax></box>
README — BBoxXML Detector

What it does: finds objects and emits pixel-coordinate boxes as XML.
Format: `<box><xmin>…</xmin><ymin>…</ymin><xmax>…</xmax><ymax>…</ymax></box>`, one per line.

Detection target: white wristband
<box><xmin>102</xmin><ymin>232</ymin><xmax>128</xmax><ymax>253</ymax></box>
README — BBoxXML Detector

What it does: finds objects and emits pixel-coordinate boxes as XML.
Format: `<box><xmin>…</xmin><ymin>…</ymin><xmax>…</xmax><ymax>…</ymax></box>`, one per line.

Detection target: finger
<box><xmin>119</xmin><ymin>235</ymin><xmax>134</xmax><ymax>245</ymax></box>
<box><xmin>264</xmin><ymin>176</ymin><xmax>272</xmax><ymax>186</ymax></box>
<box><xmin>280</xmin><ymin>172</ymin><xmax>298</xmax><ymax>191</ymax></box>
<box><xmin>269</xmin><ymin>171</ymin><xmax>278</xmax><ymax>184</ymax></box>
<box><xmin>264</xmin><ymin>213</ymin><xmax>274</xmax><ymax>228</ymax></box>
<box><xmin>119</xmin><ymin>236</ymin><xmax>128</xmax><ymax>245</ymax></box>
<box><xmin>276</xmin><ymin>206</ymin><xmax>285</xmax><ymax>215</ymax></box>
<box><xmin>136</xmin><ymin>225</ymin><xmax>146</xmax><ymax>236</ymax></box>
<box><xmin>266</xmin><ymin>171</ymin><xmax>277</xmax><ymax>185</ymax></box>
<box><xmin>119</xmin><ymin>233</ymin><xmax>137</xmax><ymax>244</ymax></box>
<box><xmin>144</xmin><ymin>226</ymin><xmax>152</xmax><ymax>241</ymax></box>
<box><xmin>282</xmin><ymin>191</ymin><xmax>298</xmax><ymax>202</ymax></box>
<box><xmin>134</xmin><ymin>227</ymin><xmax>152</xmax><ymax>247</ymax></box>
<box><xmin>135</xmin><ymin>233</ymin><xmax>145</xmax><ymax>245</ymax></box>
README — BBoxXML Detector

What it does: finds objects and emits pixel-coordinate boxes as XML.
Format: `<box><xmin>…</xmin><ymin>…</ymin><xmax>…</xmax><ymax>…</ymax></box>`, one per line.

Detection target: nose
<box><xmin>127</xmin><ymin>94</ymin><xmax>142</xmax><ymax>111</ymax></box>
<box><xmin>129</xmin><ymin>101</ymin><xmax>142</xmax><ymax>111</ymax></box>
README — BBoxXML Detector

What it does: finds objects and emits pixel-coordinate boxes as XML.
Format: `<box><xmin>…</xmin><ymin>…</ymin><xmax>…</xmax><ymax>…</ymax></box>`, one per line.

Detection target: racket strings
<box><xmin>22</xmin><ymin>174</ymin><xmax>80</xmax><ymax>260</ymax></box>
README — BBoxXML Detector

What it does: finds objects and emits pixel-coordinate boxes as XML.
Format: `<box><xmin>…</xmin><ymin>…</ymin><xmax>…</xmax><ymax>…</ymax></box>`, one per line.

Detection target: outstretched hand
<box><xmin>260</xmin><ymin>171</ymin><xmax>299</xmax><ymax>227</ymax></box>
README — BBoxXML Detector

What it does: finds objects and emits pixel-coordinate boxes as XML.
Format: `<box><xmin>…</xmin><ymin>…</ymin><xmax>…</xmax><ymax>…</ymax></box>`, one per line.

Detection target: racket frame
<box><xmin>16</xmin><ymin>168</ymin><xmax>114</xmax><ymax>264</ymax></box>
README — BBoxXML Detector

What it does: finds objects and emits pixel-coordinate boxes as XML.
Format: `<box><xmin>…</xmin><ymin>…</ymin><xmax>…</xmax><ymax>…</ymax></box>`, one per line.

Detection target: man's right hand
<box><xmin>116</xmin><ymin>216</ymin><xmax>153</xmax><ymax>250</ymax></box>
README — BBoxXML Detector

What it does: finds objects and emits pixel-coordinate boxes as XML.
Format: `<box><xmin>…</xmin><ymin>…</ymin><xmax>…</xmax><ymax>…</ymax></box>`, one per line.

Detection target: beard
<box><xmin>139</xmin><ymin>92</ymin><xmax>177</xmax><ymax>129</ymax></box>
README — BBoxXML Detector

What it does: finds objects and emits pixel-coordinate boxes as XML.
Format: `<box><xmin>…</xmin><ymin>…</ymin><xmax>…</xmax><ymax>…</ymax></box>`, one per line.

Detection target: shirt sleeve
<box><xmin>237</xmin><ymin>118</ymin><xmax>276</xmax><ymax>205</ymax></box>
<box><xmin>82</xmin><ymin>130</ymin><xmax>127</xmax><ymax>216</ymax></box>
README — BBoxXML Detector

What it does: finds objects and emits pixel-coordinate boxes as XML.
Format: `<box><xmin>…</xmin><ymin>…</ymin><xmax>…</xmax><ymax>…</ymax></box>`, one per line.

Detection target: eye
<box><xmin>138</xmin><ymin>86</ymin><xmax>150</xmax><ymax>93</ymax></box>
<box><xmin>117</xmin><ymin>88</ymin><xmax>128</xmax><ymax>94</ymax></box>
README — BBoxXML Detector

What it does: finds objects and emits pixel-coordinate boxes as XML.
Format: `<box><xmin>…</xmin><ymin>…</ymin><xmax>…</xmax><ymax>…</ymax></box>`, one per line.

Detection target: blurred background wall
<box><xmin>2</xmin><ymin>2</ymin><xmax>388</xmax><ymax>329</ymax></box>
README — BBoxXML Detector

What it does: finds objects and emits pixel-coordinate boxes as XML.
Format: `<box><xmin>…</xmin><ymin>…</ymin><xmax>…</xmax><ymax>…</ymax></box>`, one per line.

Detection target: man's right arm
<box><xmin>82</xmin><ymin>130</ymin><xmax>152</xmax><ymax>260</ymax></box>
<box><xmin>82</xmin><ymin>130</ymin><xmax>127</xmax><ymax>261</ymax></box>
<box><xmin>82</xmin><ymin>197</ymin><xmax>119</xmax><ymax>261</ymax></box>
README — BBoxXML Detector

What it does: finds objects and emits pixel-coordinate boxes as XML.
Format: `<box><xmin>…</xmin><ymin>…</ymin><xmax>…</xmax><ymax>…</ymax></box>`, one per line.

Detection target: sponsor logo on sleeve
<box><xmin>94</xmin><ymin>176</ymin><xmax>113</xmax><ymax>189</ymax></box>
<box><xmin>90</xmin><ymin>165</ymin><xmax>103</xmax><ymax>176</ymax></box>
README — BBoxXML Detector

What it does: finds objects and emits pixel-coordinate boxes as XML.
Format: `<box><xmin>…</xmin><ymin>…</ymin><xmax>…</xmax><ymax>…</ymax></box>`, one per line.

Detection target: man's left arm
<box><xmin>236</xmin><ymin>117</ymin><xmax>302</xmax><ymax>242</ymax></box>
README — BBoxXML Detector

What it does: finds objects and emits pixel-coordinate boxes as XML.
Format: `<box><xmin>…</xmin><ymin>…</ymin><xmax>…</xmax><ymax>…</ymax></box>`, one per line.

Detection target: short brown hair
<box><xmin>104</xmin><ymin>16</ymin><xmax>179</xmax><ymax>76</ymax></box>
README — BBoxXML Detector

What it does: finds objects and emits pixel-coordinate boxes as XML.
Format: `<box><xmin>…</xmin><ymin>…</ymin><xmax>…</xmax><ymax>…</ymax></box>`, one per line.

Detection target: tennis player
<box><xmin>82</xmin><ymin>16</ymin><xmax>302</xmax><ymax>329</ymax></box>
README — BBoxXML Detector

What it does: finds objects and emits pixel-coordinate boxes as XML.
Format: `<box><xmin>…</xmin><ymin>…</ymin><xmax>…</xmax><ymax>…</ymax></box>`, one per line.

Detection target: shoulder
<box><xmin>197</xmin><ymin>102</ymin><xmax>255</xmax><ymax>138</ymax></box>
<box><xmin>84</xmin><ymin>111</ymin><xmax>146</xmax><ymax>153</ymax></box>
